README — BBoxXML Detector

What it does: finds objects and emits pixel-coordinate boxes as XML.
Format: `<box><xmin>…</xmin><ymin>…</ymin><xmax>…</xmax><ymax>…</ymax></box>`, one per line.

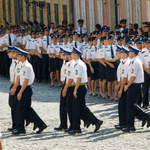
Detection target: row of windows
<box><xmin>2</xmin><ymin>1</ymin><xmax>68</xmax><ymax>26</ymax></box>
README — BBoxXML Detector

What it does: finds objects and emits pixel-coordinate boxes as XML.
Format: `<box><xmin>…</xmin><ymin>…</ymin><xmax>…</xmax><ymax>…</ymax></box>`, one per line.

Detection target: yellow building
<box><xmin>0</xmin><ymin>0</ymin><xmax>72</xmax><ymax>26</ymax></box>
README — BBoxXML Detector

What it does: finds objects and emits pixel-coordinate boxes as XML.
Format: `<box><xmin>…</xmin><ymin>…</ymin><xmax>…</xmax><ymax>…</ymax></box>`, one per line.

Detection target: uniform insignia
<box><xmin>23</xmin><ymin>71</ymin><xmax>25</xmax><ymax>76</ymax></box>
<box><xmin>122</xmin><ymin>69</ymin><xmax>124</xmax><ymax>74</ymax></box>
<box><xmin>131</xmin><ymin>69</ymin><xmax>134</xmax><ymax>74</ymax></box>
<box><xmin>17</xmin><ymin>68</ymin><xmax>20</xmax><ymax>73</ymax></box>
<box><xmin>68</xmin><ymin>71</ymin><xmax>70</xmax><ymax>76</ymax></box>
<box><xmin>68</xmin><ymin>63</ymin><xmax>70</xmax><ymax>67</ymax></box>
<box><xmin>64</xmin><ymin>69</ymin><xmax>67</xmax><ymax>74</ymax></box>
<box><xmin>132</xmin><ymin>61</ymin><xmax>134</xmax><ymax>64</ymax></box>
<box><xmin>75</xmin><ymin>70</ymin><xmax>78</xmax><ymax>75</ymax></box>
<box><xmin>74</xmin><ymin>64</ymin><xmax>77</xmax><ymax>67</ymax></box>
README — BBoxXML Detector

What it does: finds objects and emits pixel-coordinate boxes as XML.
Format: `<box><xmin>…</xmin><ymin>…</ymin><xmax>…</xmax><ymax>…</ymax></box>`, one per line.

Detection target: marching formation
<box><xmin>0</xmin><ymin>19</ymin><xmax>150</xmax><ymax>135</ymax></box>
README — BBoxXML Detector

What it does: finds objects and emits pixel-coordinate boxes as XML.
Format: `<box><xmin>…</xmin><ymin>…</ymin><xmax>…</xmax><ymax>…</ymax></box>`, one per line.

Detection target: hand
<box><xmin>62</xmin><ymin>88</ymin><xmax>67</xmax><ymax>97</ymax></box>
<box><xmin>17</xmin><ymin>92</ymin><xmax>22</xmax><ymax>101</ymax></box>
<box><xmin>118</xmin><ymin>90</ymin><xmax>122</xmax><ymax>98</ymax></box>
<box><xmin>73</xmin><ymin>90</ymin><xmax>77</xmax><ymax>98</ymax></box>
<box><xmin>10</xmin><ymin>87</ymin><xmax>16</xmax><ymax>95</ymax></box>
<box><xmin>90</xmin><ymin>67</ymin><xmax>94</xmax><ymax>73</ymax></box>
<box><xmin>38</xmin><ymin>54</ymin><xmax>42</xmax><ymax>59</ymax></box>
<box><xmin>124</xmin><ymin>85</ymin><xmax>128</xmax><ymax>92</ymax></box>
<box><xmin>60</xmin><ymin>88</ymin><xmax>62</xmax><ymax>92</ymax></box>
<box><xmin>109</xmin><ymin>63</ymin><xmax>115</xmax><ymax>68</ymax></box>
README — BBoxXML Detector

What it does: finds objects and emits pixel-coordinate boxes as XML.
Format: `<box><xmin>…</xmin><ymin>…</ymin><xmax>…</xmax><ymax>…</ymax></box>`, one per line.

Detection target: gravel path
<box><xmin>0</xmin><ymin>77</ymin><xmax>150</xmax><ymax>150</ymax></box>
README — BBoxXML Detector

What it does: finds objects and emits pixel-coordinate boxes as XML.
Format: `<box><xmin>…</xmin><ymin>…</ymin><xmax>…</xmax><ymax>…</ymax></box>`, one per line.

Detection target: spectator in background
<box><xmin>95</xmin><ymin>24</ymin><xmax>101</xmax><ymax>31</ymax></box>
<box><xmin>50</xmin><ymin>22</ymin><xmax>55</xmax><ymax>34</ymax></box>
<box><xmin>133</xmin><ymin>23</ymin><xmax>138</xmax><ymax>35</ymax></box>
<box><xmin>128</xmin><ymin>28</ymin><xmax>134</xmax><ymax>36</ymax></box>
<box><xmin>128</xmin><ymin>23</ymin><xmax>133</xmax><ymax>29</ymax></box>
<box><xmin>138</xmin><ymin>27</ymin><xmax>144</xmax><ymax>36</ymax></box>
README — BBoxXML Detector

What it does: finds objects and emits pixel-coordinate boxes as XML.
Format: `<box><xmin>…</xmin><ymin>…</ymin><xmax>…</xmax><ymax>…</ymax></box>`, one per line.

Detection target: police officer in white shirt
<box><xmin>68</xmin><ymin>47</ymin><xmax>103</xmax><ymax>134</ymax></box>
<box><xmin>75</xmin><ymin>19</ymin><xmax>87</xmax><ymax>36</ymax></box>
<box><xmin>82</xmin><ymin>34</ymin><xmax>88</xmax><ymax>48</ymax></box>
<box><xmin>62</xmin><ymin>34</ymin><xmax>68</xmax><ymax>48</ymax></box>
<box><xmin>122</xmin><ymin>46</ymin><xmax>144</xmax><ymax>132</ymax></box>
<box><xmin>12</xmin><ymin>47</ymin><xmax>47</xmax><ymax>135</ymax></box>
<box><xmin>67</xmin><ymin>34</ymin><xmax>74</xmax><ymax>49</ymax></box>
<box><xmin>102</xmin><ymin>35</ymin><xmax>118</xmax><ymax>101</ymax></box>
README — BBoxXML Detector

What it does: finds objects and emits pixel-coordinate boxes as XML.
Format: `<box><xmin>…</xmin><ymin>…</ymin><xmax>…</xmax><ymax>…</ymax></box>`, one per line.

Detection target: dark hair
<box><xmin>128</xmin><ymin>29</ymin><xmax>134</xmax><ymax>35</ymax></box>
<box><xmin>95</xmin><ymin>24</ymin><xmax>101</xmax><ymax>30</ymax></box>
<box><xmin>138</xmin><ymin>27</ymin><xmax>144</xmax><ymax>35</ymax></box>
<box><xmin>129</xmin><ymin>23</ymin><xmax>133</xmax><ymax>26</ymax></box>
<box><xmin>133</xmin><ymin>23</ymin><xmax>138</xmax><ymax>30</ymax></box>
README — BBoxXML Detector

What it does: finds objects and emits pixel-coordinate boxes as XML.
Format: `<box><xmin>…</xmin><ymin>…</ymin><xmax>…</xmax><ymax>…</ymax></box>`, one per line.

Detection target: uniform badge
<box><xmin>64</xmin><ymin>69</ymin><xmax>66</xmax><ymax>74</ymax></box>
<box><xmin>75</xmin><ymin>70</ymin><xmax>78</xmax><ymax>75</ymax></box>
<box><xmin>23</xmin><ymin>71</ymin><xmax>25</xmax><ymax>76</ymax></box>
<box><xmin>68</xmin><ymin>71</ymin><xmax>70</xmax><ymax>76</ymax></box>
<box><xmin>122</xmin><ymin>69</ymin><xmax>124</xmax><ymax>74</ymax></box>
<box><xmin>17</xmin><ymin>68</ymin><xmax>20</xmax><ymax>73</ymax></box>
<box><xmin>131</xmin><ymin>69</ymin><xmax>134</xmax><ymax>74</ymax></box>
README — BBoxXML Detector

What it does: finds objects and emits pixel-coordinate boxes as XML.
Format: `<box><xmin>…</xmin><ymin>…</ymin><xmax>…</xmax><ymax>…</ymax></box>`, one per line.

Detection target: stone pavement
<box><xmin>0</xmin><ymin>77</ymin><xmax>150</xmax><ymax>150</ymax></box>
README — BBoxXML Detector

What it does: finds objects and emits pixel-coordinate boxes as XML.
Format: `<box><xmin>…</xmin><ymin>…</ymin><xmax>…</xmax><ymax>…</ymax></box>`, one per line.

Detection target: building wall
<box><xmin>0</xmin><ymin>0</ymin><xmax>71</xmax><ymax>26</ymax></box>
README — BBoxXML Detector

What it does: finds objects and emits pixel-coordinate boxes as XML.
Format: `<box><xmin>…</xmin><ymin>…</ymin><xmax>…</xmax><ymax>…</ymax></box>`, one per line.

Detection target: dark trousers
<box><xmin>36</xmin><ymin>56</ymin><xmax>42</xmax><ymax>81</ymax></box>
<box><xmin>59</xmin><ymin>84</ymin><xmax>67</xmax><ymax>128</ymax></box>
<box><xmin>3</xmin><ymin>51</ymin><xmax>11</xmax><ymax>77</ymax></box>
<box><xmin>72</xmin><ymin>85</ymin><xmax>99</xmax><ymax>130</ymax></box>
<box><xmin>142</xmin><ymin>71</ymin><xmax>150</xmax><ymax>107</ymax></box>
<box><xmin>16</xmin><ymin>86</ymin><xmax>44</xmax><ymax>131</ymax></box>
<box><xmin>118</xmin><ymin>90</ymin><xmax>127</xmax><ymax>126</ymax></box>
<box><xmin>0</xmin><ymin>52</ymin><xmax>4</xmax><ymax>76</ymax></box>
<box><xmin>42</xmin><ymin>54</ymin><xmax>49</xmax><ymax>81</ymax></box>
<box><xmin>127</xmin><ymin>84</ymin><xmax>148</xmax><ymax>128</ymax></box>
<box><xmin>33</xmin><ymin>55</ymin><xmax>37</xmax><ymax>79</ymax></box>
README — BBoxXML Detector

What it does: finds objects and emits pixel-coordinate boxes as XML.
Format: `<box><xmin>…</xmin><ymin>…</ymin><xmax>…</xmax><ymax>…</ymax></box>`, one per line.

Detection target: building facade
<box><xmin>0</xmin><ymin>0</ymin><xmax>72</xmax><ymax>26</ymax></box>
<box><xmin>73</xmin><ymin>0</ymin><xmax>150</xmax><ymax>33</ymax></box>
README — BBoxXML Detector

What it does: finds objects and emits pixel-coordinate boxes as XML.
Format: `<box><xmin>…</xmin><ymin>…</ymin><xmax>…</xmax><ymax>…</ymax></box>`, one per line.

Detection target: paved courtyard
<box><xmin>0</xmin><ymin>77</ymin><xmax>150</xmax><ymax>150</ymax></box>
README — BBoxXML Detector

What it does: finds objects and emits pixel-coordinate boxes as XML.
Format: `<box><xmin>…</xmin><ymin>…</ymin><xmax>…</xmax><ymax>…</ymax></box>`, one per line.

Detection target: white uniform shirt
<box><xmin>36</xmin><ymin>38</ymin><xmax>42</xmax><ymax>54</ymax></box>
<box><xmin>62</xmin><ymin>42</ymin><xmax>69</xmax><ymax>49</ymax></box>
<box><xmin>55</xmin><ymin>43</ymin><xmax>63</xmax><ymax>55</ymax></box>
<box><xmin>95</xmin><ymin>46</ymin><xmax>103</xmax><ymax>59</ymax></box>
<box><xmin>117</xmin><ymin>59</ymin><xmax>123</xmax><ymax>82</ymax></box>
<box><xmin>19</xmin><ymin>60</ymin><xmax>35</xmax><ymax>85</ymax></box>
<box><xmin>75</xmin><ymin>27</ymin><xmax>87</xmax><ymax>34</ymax></box>
<box><xmin>66</xmin><ymin>59</ymin><xmax>75</xmax><ymax>84</ymax></box>
<box><xmin>74</xmin><ymin>59</ymin><xmax>88</xmax><ymax>83</ymax></box>
<box><xmin>68</xmin><ymin>41</ymin><xmax>75</xmax><ymax>50</ymax></box>
<box><xmin>121</xmin><ymin>58</ymin><xmax>130</xmax><ymax>79</ymax></box>
<box><xmin>142</xmin><ymin>48</ymin><xmax>149</xmax><ymax>69</ymax></box>
<box><xmin>82</xmin><ymin>41</ymin><xmax>88</xmax><ymax>48</ymax></box>
<box><xmin>14</xmin><ymin>60</ymin><xmax>21</xmax><ymax>83</ymax></box>
<box><xmin>50</xmin><ymin>28</ymin><xmax>54</xmax><ymax>34</ymax></box>
<box><xmin>61</xmin><ymin>61</ymin><xmax>68</xmax><ymax>82</ymax></box>
<box><xmin>82</xmin><ymin>46</ymin><xmax>90</xmax><ymax>60</ymax></box>
<box><xmin>87</xmin><ymin>46</ymin><xmax>98</xmax><ymax>60</ymax></box>
<box><xmin>22</xmin><ymin>35</ymin><xmax>28</xmax><ymax>46</ymax></box>
<box><xmin>128</xmin><ymin>56</ymin><xmax>144</xmax><ymax>83</ymax></box>
<box><xmin>10</xmin><ymin>59</ymin><xmax>17</xmax><ymax>83</ymax></box>
<box><xmin>42</xmin><ymin>36</ymin><xmax>52</xmax><ymax>51</ymax></box>
<box><xmin>47</xmin><ymin>43</ymin><xmax>56</xmax><ymax>57</ymax></box>
<box><xmin>138</xmin><ymin>50</ymin><xmax>144</xmax><ymax>64</ymax></box>
<box><xmin>101</xmin><ymin>45</ymin><xmax>118</xmax><ymax>60</ymax></box>
<box><xmin>1</xmin><ymin>34</ymin><xmax>16</xmax><ymax>46</ymax></box>
<box><xmin>97</xmin><ymin>39</ymin><xmax>101</xmax><ymax>47</ymax></box>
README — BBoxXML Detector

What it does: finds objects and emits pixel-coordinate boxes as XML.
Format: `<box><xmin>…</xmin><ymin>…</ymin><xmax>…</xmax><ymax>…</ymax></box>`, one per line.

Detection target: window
<box><xmin>89</xmin><ymin>0</ymin><xmax>95</xmax><ymax>32</ymax></box>
<box><xmin>14</xmin><ymin>0</ymin><xmax>19</xmax><ymax>24</ymax></box>
<box><xmin>147</xmin><ymin>1</ymin><xmax>150</xmax><ymax>21</ymax></box>
<box><xmin>54</xmin><ymin>4</ymin><xmax>59</xmax><ymax>26</ymax></box>
<box><xmin>26</xmin><ymin>3</ymin><xmax>30</xmax><ymax>22</ymax></box>
<box><xmin>63</xmin><ymin>5</ymin><xmax>67</xmax><ymax>21</ymax></box>
<box><xmin>39</xmin><ymin>7</ymin><xmax>43</xmax><ymax>23</ymax></box>
<box><xmin>32</xmin><ymin>0</ymin><xmax>37</xmax><ymax>21</ymax></box>
<box><xmin>47</xmin><ymin>3</ymin><xmax>51</xmax><ymax>25</ymax></box>
<box><xmin>8</xmin><ymin>0</ymin><xmax>12</xmax><ymax>23</ymax></box>
<box><xmin>126</xmin><ymin>0</ymin><xmax>132</xmax><ymax>25</ymax></box>
<box><xmin>2</xmin><ymin>0</ymin><xmax>6</xmax><ymax>21</ymax></box>
<box><xmin>97</xmin><ymin>0</ymin><xmax>103</xmax><ymax>26</ymax></box>
<box><xmin>75</xmin><ymin>0</ymin><xmax>80</xmax><ymax>27</ymax></box>
<box><xmin>81</xmin><ymin>0</ymin><xmax>86</xmax><ymax>28</ymax></box>
<box><xmin>134</xmin><ymin>0</ymin><xmax>141</xmax><ymax>26</ymax></box>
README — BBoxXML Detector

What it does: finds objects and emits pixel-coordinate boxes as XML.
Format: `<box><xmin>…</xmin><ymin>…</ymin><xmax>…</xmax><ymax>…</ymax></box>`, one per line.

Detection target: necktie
<box><xmin>9</xmin><ymin>35</ymin><xmax>12</xmax><ymax>46</ymax></box>
<box><xmin>111</xmin><ymin>46</ymin><xmax>114</xmax><ymax>59</ymax></box>
<box><xmin>47</xmin><ymin>36</ymin><xmax>49</xmax><ymax>46</ymax></box>
<box><xmin>80</xmin><ymin>28</ymin><xmax>82</xmax><ymax>36</ymax></box>
<box><xmin>75</xmin><ymin>41</ymin><xmax>77</xmax><ymax>48</ymax></box>
<box><xmin>95</xmin><ymin>47</ymin><xmax>97</xmax><ymax>52</ymax></box>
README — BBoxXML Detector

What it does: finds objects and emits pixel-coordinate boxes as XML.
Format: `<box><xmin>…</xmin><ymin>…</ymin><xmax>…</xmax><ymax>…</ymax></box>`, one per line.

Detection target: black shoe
<box><xmin>107</xmin><ymin>95</ymin><xmax>110</xmax><ymax>98</ymax></box>
<box><xmin>93</xmin><ymin>93</ymin><xmax>98</xmax><ymax>97</ymax></box>
<box><xmin>102</xmin><ymin>97</ymin><xmax>105</xmax><ymax>99</ymax></box>
<box><xmin>114</xmin><ymin>125</ymin><xmax>126</xmax><ymax>130</ymax></box>
<box><xmin>84</xmin><ymin>121</ymin><xmax>87</xmax><ymax>127</ymax></box>
<box><xmin>25</xmin><ymin>119</ymin><xmax>30</xmax><ymax>127</ymax></box>
<box><xmin>86</xmin><ymin>120</ymin><xmax>91</xmax><ymax>128</ymax></box>
<box><xmin>89</xmin><ymin>93</ymin><xmax>92</xmax><ymax>96</ymax></box>
<box><xmin>33</xmin><ymin>124</ymin><xmax>38</xmax><ymax>130</ymax></box>
<box><xmin>122</xmin><ymin>127</ymin><xmax>136</xmax><ymax>132</ymax></box>
<box><xmin>94</xmin><ymin>120</ymin><xmax>103</xmax><ymax>132</ymax></box>
<box><xmin>146</xmin><ymin>116</ymin><xmax>150</xmax><ymax>128</ymax></box>
<box><xmin>114</xmin><ymin>99</ymin><xmax>118</xmax><ymax>102</ymax></box>
<box><xmin>110</xmin><ymin>98</ymin><xmax>114</xmax><ymax>101</ymax></box>
<box><xmin>54</xmin><ymin>126</ymin><xmax>67</xmax><ymax>131</ymax></box>
<box><xmin>144</xmin><ymin>106</ymin><xmax>148</xmax><ymax>109</ymax></box>
<box><xmin>50</xmin><ymin>84</ymin><xmax>54</xmax><ymax>86</ymax></box>
<box><xmin>36</xmin><ymin>124</ymin><xmax>47</xmax><ymax>134</ymax></box>
<box><xmin>68</xmin><ymin>130</ymin><xmax>82</xmax><ymax>134</ymax></box>
<box><xmin>142</xmin><ymin>119</ymin><xmax>147</xmax><ymax>127</ymax></box>
<box><xmin>8</xmin><ymin>127</ymin><xmax>16</xmax><ymax>131</ymax></box>
<box><xmin>64</xmin><ymin>128</ymin><xmax>72</xmax><ymax>133</ymax></box>
<box><xmin>12</xmin><ymin>129</ymin><xmax>26</xmax><ymax>135</ymax></box>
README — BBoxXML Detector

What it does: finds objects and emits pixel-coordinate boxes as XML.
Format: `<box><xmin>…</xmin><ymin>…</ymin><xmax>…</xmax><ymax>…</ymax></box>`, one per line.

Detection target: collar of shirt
<box><xmin>130</xmin><ymin>56</ymin><xmax>137</xmax><ymax>64</ymax></box>
<box><xmin>122</xmin><ymin>58</ymin><xmax>128</xmax><ymax>64</ymax></box>
<box><xmin>21</xmin><ymin>60</ymin><xmax>28</xmax><ymax>67</ymax></box>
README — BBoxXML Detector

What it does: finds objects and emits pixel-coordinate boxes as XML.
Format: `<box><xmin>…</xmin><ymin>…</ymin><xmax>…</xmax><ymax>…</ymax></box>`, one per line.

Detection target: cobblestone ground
<box><xmin>0</xmin><ymin>77</ymin><xmax>150</xmax><ymax>150</ymax></box>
